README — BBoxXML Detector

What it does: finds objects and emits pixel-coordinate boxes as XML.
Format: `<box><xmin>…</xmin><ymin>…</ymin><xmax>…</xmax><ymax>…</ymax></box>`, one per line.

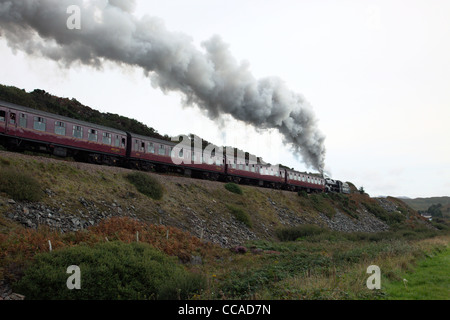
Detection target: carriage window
<box><xmin>115</xmin><ymin>135</ymin><xmax>120</xmax><ymax>147</ymax></box>
<box><xmin>251</xmin><ymin>164</ymin><xmax>255</xmax><ymax>172</ymax></box>
<box><xmin>179</xmin><ymin>149</ymin><xmax>184</xmax><ymax>158</ymax></box>
<box><xmin>33</xmin><ymin>117</ymin><xmax>46</xmax><ymax>131</ymax></box>
<box><xmin>191</xmin><ymin>151</ymin><xmax>195</xmax><ymax>162</ymax></box>
<box><xmin>19</xmin><ymin>113</ymin><xmax>27</xmax><ymax>128</ymax></box>
<box><xmin>55</xmin><ymin>121</ymin><xmax>66</xmax><ymax>135</ymax></box>
<box><xmin>148</xmin><ymin>142</ymin><xmax>155</xmax><ymax>154</ymax></box>
<box><xmin>158</xmin><ymin>145</ymin><xmax>166</xmax><ymax>155</ymax></box>
<box><xmin>121</xmin><ymin>138</ymin><xmax>126</xmax><ymax>147</ymax></box>
<box><xmin>9</xmin><ymin>113</ymin><xmax>16</xmax><ymax>124</ymax></box>
<box><xmin>88</xmin><ymin>129</ymin><xmax>98</xmax><ymax>142</ymax></box>
<box><xmin>0</xmin><ymin>110</ymin><xmax>5</xmax><ymax>122</ymax></box>
<box><xmin>141</xmin><ymin>142</ymin><xmax>145</xmax><ymax>152</ymax></box>
<box><xmin>73</xmin><ymin>125</ymin><xmax>83</xmax><ymax>139</ymax></box>
<box><xmin>102</xmin><ymin>132</ymin><xmax>112</xmax><ymax>145</ymax></box>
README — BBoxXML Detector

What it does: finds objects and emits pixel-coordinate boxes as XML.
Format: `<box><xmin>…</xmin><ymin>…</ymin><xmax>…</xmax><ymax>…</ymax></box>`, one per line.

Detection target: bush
<box><xmin>224</xmin><ymin>183</ymin><xmax>243</xmax><ymax>195</ymax></box>
<box><xmin>227</xmin><ymin>205</ymin><xmax>252</xmax><ymax>228</ymax></box>
<box><xmin>0</xmin><ymin>167</ymin><xmax>43</xmax><ymax>202</ymax></box>
<box><xmin>298</xmin><ymin>190</ymin><xmax>308</xmax><ymax>198</ymax></box>
<box><xmin>125</xmin><ymin>172</ymin><xmax>164</xmax><ymax>200</ymax></box>
<box><xmin>15</xmin><ymin>241</ymin><xmax>206</xmax><ymax>300</ymax></box>
<box><xmin>276</xmin><ymin>224</ymin><xmax>327</xmax><ymax>241</ymax></box>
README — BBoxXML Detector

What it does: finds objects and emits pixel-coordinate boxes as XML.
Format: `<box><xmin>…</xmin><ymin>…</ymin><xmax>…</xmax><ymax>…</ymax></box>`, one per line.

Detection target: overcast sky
<box><xmin>1</xmin><ymin>0</ymin><xmax>449</xmax><ymax>198</ymax></box>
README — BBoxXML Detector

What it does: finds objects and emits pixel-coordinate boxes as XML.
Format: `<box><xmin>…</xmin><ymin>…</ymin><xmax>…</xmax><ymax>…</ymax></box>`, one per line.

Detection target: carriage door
<box><xmin>0</xmin><ymin>109</ymin><xmax>6</xmax><ymax>134</ymax></box>
<box><xmin>7</xmin><ymin>110</ymin><xmax>18</xmax><ymax>135</ymax></box>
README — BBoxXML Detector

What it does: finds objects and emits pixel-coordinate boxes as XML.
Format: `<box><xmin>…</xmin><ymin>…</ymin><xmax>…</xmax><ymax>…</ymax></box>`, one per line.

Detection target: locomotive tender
<box><xmin>0</xmin><ymin>100</ymin><xmax>346</xmax><ymax>194</ymax></box>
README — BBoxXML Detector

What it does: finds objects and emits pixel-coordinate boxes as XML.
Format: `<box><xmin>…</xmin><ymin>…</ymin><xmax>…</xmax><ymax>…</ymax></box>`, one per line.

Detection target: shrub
<box><xmin>227</xmin><ymin>205</ymin><xmax>252</xmax><ymax>228</ymax></box>
<box><xmin>125</xmin><ymin>172</ymin><xmax>164</xmax><ymax>200</ymax></box>
<box><xmin>224</xmin><ymin>183</ymin><xmax>243</xmax><ymax>195</ymax></box>
<box><xmin>297</xmin><ymin>190</ymin><xmax>308</xmax><ymax>198</ymax></box>
<box><xmin>14</xmin><ymin>241</ymin><xmax>205</xmax><ymax>300</ymax></box>
<box><xmin>0</xmin><ymin>167</ymin><xmax>43</xmax><ymax>202</ymax></box>
<box><xmin>276</xmin><ymin>224</ymin><xmax>327</xmax><ymax>241</ymax></box>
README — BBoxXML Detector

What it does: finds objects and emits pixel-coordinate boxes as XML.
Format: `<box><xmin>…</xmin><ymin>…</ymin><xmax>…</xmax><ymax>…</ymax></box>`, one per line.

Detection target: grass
<box><xmin>382</xmin><ymin>246</ymin><xmax>450</xmax><ymax>300</ymax></box>
<box><xmin>0</xmin><ymin>166</ymin><xmax>44</xmax><ymax>202</ymax></box>
<box><xmin>224</xmin><ymin>183</ymin><xmax>243</xmax><ymax>195</ymax></box>
<box><xmin>125</xmin><ymin>172</ymin><xmax>164</xmax><ymax>200</ymax></box>
<box><xmin>226</xmin><ymin>204</ymin><xmax>252</xmax><ymax>228</ymax></box>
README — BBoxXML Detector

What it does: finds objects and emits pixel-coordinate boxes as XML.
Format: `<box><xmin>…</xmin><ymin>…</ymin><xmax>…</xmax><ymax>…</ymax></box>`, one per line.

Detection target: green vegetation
<box><xmin>227</xmin><ymin>204</ymin><xmax>252</xmax><ymax>228</ymax></box>
<box><xmin>276</xmin><ymin>224</ymin><xmax>326</xmax><ymax>241</ymax></box>
<box><xmin>125</xmin><ymin>172</ymin><xmax>164</xmax><ymax>200</ymax></box>
<box><xmin>382</xmin><ymin>247</ymin><xmax>450</xmax><ymax>300</ymax></box>
<box><xmin>215</xmin><ymin>236</ymin><xmax>449</xmax><ymax>300</ymax></box>
<box><xmin>14</xmin><ymin>241</ymin><xmax>206</xmax><ymax>300</ymax></box>
<box><xmin>0</xmin><ymin>167</ymin><xmax>44</xmax><ymax>202</ymax></box>
<box><xmin>362</xmin><ymin>202</ymin><xmax>405</xmax><ymax>224</ymax></box>
<box><xmin>224</xmin><ymin>183</ymin><xmax>243</xmax><ymax>195</ymax></box>
<box><xmin>0</xmin><ymin>150</ymin><xmax>449</xmax><ymax>300</ymax></box>
<box><xmin>424</xmin><ymin>203</ymin><xmax>445</xmax><ymax>218</ymax></box>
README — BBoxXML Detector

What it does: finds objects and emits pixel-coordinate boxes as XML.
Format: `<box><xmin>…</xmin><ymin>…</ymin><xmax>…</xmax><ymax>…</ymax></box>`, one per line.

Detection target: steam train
<box><xmin>0</xmin><ymin>100</ymin><xmax>348</xmax><ymax>194</ymax></box>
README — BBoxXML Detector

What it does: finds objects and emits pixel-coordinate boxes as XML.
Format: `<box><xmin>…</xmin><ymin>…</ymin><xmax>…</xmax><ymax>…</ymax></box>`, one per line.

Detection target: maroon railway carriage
<box><xmin>0</xmin><ymin>100</ymin><xmax>128</xmax><ymax>164</ymax></box>
<box><xmin>225</xmin><ymin>158</ymin><xmax>285</xmax><ymax>188</ymax></box>
<box><xmin>128</xmin><ymin>133</ymin><xmax>226</xmax><ymax>179</ymax></box>
<box><xmin>286</xmin><ymin>169</ymin><xmax>325</xmax><ymax>193</ymax></box>
<box><xmin>0</xmin><ymin>100</ymin><xmax>327</xmax><ymax>193</ymax></box>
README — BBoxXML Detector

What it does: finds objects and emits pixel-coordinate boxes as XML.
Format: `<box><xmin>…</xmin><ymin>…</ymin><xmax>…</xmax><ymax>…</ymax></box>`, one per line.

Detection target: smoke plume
<box><xmin>0</xmin><ymin>0</ymin><xmax>326</xmax><ymax>171</ymax></box>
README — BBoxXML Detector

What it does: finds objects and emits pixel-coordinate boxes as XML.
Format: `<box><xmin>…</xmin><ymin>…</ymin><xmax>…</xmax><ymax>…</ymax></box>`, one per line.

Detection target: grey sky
<box><xmin>0</xmin><ymin>0</ymin><xmax>449</xmax><ymax>198</ymax></box>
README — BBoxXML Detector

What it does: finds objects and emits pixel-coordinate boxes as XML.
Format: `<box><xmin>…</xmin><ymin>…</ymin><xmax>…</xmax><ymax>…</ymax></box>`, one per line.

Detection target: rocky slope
<box><xmin>0</xmin><ymin>150</ymin><xmax>429</xmax><ymax>249</ymax></box>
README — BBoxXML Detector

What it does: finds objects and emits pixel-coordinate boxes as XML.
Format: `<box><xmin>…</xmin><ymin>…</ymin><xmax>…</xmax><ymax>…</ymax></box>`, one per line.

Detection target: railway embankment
<box><xmin>0</xmin><ymin>150</ymin><xmax>431</xmax><ymax>247</ymax></box>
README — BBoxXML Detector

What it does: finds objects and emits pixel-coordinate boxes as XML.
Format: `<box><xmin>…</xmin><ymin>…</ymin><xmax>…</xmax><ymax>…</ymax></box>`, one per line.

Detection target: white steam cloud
<box><xmin>0</xmin><ymin>0</ymin><xmax>326</xmax><ymax>171</ymax></box>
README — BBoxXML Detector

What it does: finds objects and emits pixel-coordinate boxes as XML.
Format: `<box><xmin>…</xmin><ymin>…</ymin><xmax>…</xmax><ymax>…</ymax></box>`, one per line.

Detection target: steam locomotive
<box><xmin>0</xmin><ymin>100</ymin><xmax>348</xmax><ymax>194</ymax></box>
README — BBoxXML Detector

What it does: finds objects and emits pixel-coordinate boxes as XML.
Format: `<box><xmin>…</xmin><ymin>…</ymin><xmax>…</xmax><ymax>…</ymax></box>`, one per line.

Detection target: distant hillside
<box><xmin>402</xmin><ymin>197</ymin><xmax>450</xmax><ymax>211</ymax></box>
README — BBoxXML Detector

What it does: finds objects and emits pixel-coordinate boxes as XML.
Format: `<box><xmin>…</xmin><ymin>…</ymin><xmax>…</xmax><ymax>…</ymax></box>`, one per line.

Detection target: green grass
<box><xmin>382</xmin><ymin>247</ymin><xmax>450</xmax><ymax>300</ymax></box>
<box><xmin>226</xmin><ymin>204</ymin><xmax>252</xmax><ymax>228</ymax></box>
<box><xmin>224</xmin><ymin>183</ymin><xmax>243</xmax><ymax>195</ymax></box>
<box><xmin>125</xmin><ymin>172</ymin><xmax>164</xmax><ymax>200</ymax></box>
<box><xmin>0</xmin><ymin>167</ymin><xmax>44</xmax><ymax>202</ymax></box>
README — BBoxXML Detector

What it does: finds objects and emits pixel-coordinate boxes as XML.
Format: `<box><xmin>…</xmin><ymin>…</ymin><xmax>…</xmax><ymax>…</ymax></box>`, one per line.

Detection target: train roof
<box><xmin>286</xmin><ymin>168</ymin><xmax>324</xmax><ymax>178</ymax></box>
<box><xmin>128</xmin><ymin>132</ymin><xmax>179</xmax><ymax>146</ymax></box>
<box><xmin>0</xmin><ymin>100</ymin><xmax>127</xmax><ymax>135</ymax></box>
